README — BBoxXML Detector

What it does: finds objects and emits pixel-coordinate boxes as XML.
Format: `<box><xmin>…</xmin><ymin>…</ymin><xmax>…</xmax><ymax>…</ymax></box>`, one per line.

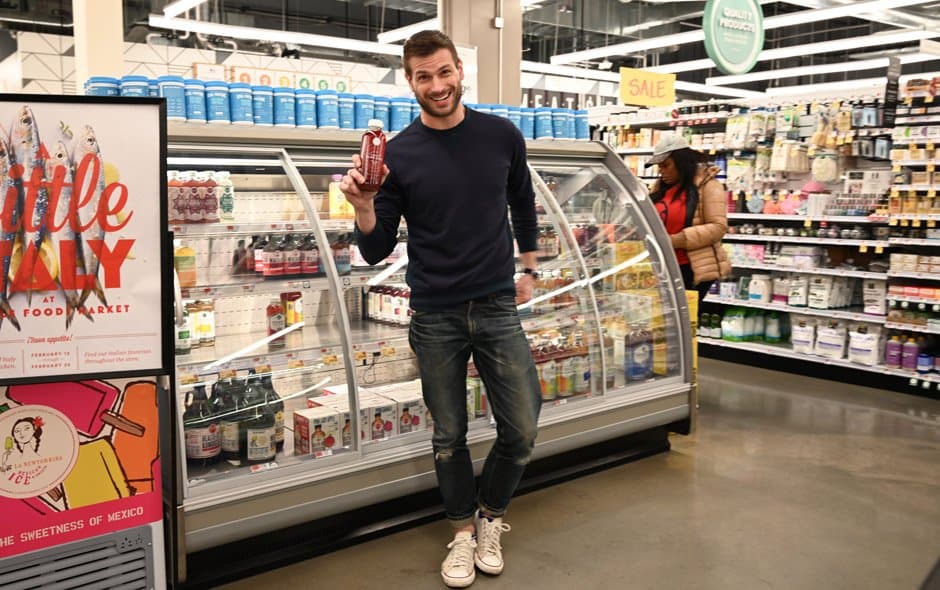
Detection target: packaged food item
<box><xmin>174</xmin><ymin>242</ymin><xmax>197</xmax><ymax>287</ymax></box>
<box><xmin>183</xmin><ymin>385</ymin><xmax>221</xmax><ymax>467</ymax></box>
<box><xmin>175</xmin><ymin>304</ymin><xmax>194</xmax><ymax>354</ymax></box>
<box><xmin>267</xmin><ymin>299</ymin><xmax>286</xmax><ymax>349</ymax></box>
<box><xmin>194</xmin><ymin>300</ymin><xmax>216</xmax><ymax>347</ymax></box>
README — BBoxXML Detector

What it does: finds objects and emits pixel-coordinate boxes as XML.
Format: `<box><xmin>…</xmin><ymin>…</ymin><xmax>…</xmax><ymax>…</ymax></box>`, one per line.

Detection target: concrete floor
<box><xmin>217</xmin><ymin>358</ymin><xmax>940</xmax><ymax>590</ymax></box>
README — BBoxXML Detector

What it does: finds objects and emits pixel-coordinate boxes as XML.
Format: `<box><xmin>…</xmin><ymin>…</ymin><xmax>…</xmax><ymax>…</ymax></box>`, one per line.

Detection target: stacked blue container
<box><xmin>295</xmin><ymin>89</ymin><xmax>317</xmax><ymax>128</ymax></box>
<box><xmin>491</xmin><ymin>104</ymin><xmax>509</xmax><ymax>119</ymax></box>
<box><xmin>317</xmin><ymin>90</ymin><xmax>339</xmax><ymax>128</ymax></box>
<box><xmin>157</xmin><ymin>76</ymin><xmax>186</xmax><ymax>120</ymax></box>
<box><xmin>120</xmin><ymin>75</ymin><xmax>150</xmax><ymax>97</ymax></box>
<box><xmin>338</xmin><ymin>93</ymin><xmax>355</xmax><ymax>129</ymax></box>
<box><xmin>390</xmin><ymin>97</ymin><xmax>411</xmax><ymax>131</ymax></box>
<box><xmin>521</xmin><ymin>108</ymin><xmax>535</xmax><ymax>140</ymax></box>
<box><xmin>507</xmin><ymin>106</ymin><xmax>522</xmax><ymax>130</ymax></box>
<box><xmin>148</xmin><ymin>79</ymin><xmax>159</xmax><ymax>97</ymax></box>
<box><xmin>410</xmin><ymin>98</ymin><xmax>421</xmax><ymax>121</ymax></box>
<box><xmin>205</xmin><ymin>81</ymin><xmax>231</xmax><ymax>124</ymax></box>
<box><xmin>229</xmin><ymin>83</ymin><xmax>253</xmax><ymax>125</ymax></box>
<box><xmin>184</xmin><ymin>79</ymin><xmax>206</xmax><ymax>123</ymax></box>
<box><xmin>85</xmin><ymin>76</ymin><xmax>120</xmax><ymax>96</ymax></box>
<box><xmin>252</xmin><ymin>85</ymin><xmax>274</xmax><ymax>126</ymax></box>
<box><xmin>354</xmin><ymin>94</ymin><xmax>375</xmax><ymax>129</ymax></box>
<box><xmin>373</xmin><ymin>97</ymin><xmax>390</xmax><ymax>131</ymax></box>
<box><xmin>274</xmin><ymin>87</ymin><xmax>296</xmax><ymax>127</ymax></box>
<box><xmin>534</xmin><ymin>107</ymin><xmax>554</xmax><ymax>140</ymax></box>
<box><xmin>575</xmin><ymin>110</ymin><xmax>590</xmax><ymax>141</ymax></box>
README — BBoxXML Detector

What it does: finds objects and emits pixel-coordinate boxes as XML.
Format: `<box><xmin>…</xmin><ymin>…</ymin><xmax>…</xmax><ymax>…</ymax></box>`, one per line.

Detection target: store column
<box><xmin>439</xmin><ymin>0</ymin><xmax>522</xmax><ymax>105</ymax></box>
<box><xmin>72</xmin><ymin>0</ymin><xmax>125</xmax><ymax>91</ymax></box>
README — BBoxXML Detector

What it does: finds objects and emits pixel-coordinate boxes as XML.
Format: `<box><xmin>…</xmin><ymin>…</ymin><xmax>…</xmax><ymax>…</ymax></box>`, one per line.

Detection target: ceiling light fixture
<box><xmin>649</xmin><ymin>29</ymin><xmax>940</xmax><ymax>74</ymax></box>
<box><xmin>376</xmin><ymin>18</ymin><xmax>440</xmax><ymax>44</ymax></box>
<box><xmin>149</xmin><ymin>14</ymin><xmax>404</xmax><ymax>57</ymax></box>
<box><xmin>706</xmin><ymin>52</ymin><xmax>940</xmax><ymax>85</ymax></box>
<box><xmin>550</xmin><ymin>0</ymin><xmax>939</xmax><ymax>65</ymax></box>
<box><xmin>163</xmin><ymin>0</ymin><xmax>209</xmax><ymax>18</ymax></box>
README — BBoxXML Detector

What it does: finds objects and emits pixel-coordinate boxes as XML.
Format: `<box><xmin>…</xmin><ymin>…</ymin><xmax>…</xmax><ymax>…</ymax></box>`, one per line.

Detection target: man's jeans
<box><xmin>408</xmin><ymin>294</ymin><xmax>542</xmax><ymax>526</ymax></box>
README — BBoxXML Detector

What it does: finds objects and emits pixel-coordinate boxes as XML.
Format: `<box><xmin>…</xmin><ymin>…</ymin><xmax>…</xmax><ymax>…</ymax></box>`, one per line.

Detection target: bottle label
<box><xmin>275</xmin><ymin>411</ymin><xmax>285</xmax><ymax>443</ymax></box>
<box><xmin>301</xmin><ymin>248</ymin><xmax>319</xmax><ymax>275</ymax></box>
<box><xmin>203</xmin><ymin>185</ymin><xmax>219</xmax><ymax>223</ymax></box>
<box><xmin>265</xmin><ymin>251</ymin><xmax>285</xmax><ymax>276</ymax></box>
<box><xmin>186</xmin><ymin>424</ymin><xmax>221</xmax><ymax>458</ymax></box>
<box><xmin>219</xmin><ymin>187</ymin><xmax>235</xmax><ymax>220</ymax></box>
<box><xmin>169</xmin><ymin>186</ymin><xmax>186</xmax><ymax>222</ymax></box>
<box><xmin>284</xmin><ymin>250</ymin><xmax>302</xmax><ymax>275</ymax></box>
<box><xmin>197</xmin><ymin>310</ymin><xmax>215</xmax><ymax>341</ymax></box>
<box><xmin>246</xmin><ymin>426</ymin><xmax>276</xmax><ymax>460</ymax></box>
<box><xmin>220</xmin><ymin>420</ymin><xmax>240</xmax><ymax>452</ymax></box>
<box><xmin>268</xmin><ymin>312</ymin><xmax>286</xmax><ymax>334</ymax></box>
<box><xmin>255</xmin><ymin>249</ymin><xmax>266</xmax><ymax>273</ymax></box>
<box><xmin>186</xmin><ymin>186</ymin><xmax>203</xmax><ymax>222</ymax></box>
<box><xmin>342</xmin><ymin>424</ymin><xmax>352</xmax><ymax>447</ymax></box>
<box><xmin>372</xmin><ymin>420</ymin><xmax>385</xmax><ymax>440</ymax></box>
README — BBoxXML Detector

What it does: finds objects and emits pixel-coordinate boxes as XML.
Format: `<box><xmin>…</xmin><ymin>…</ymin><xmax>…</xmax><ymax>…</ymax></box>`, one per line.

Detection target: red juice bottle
<box><xmin>358</xmin><ymin>119</ymin><xmax>386</xmax><ymax>192</ymax></box>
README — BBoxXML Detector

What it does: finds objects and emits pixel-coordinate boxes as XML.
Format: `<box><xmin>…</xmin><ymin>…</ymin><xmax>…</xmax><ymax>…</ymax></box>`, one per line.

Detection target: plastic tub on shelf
<box><xmin>338</xmin><ymin>93</ymin><xmax>355</xmax><ymax>129</ymax></box>
<box><xmin>274</xmin><ymin>87</ymin><xmax>296</xmax><ymax>127</ymax></box>
<box><xmin>120</xmin><ymin>75</ymin><xmax>150</xmax><ymax>97</ymax></box>
<box><xmin>85</xmin><ymin>76</ymin><xmax>120</xmax><ymax>96</ymax></box>
<box><xmin>316</xmin><ymin>89</ymin><xmax>339</xmax><ymax>129</ymax></box>
<box><xmin>295</xmin><ymin>89</ymin><xmax>317</xmax><ymax>128</ymax></box>
<box><xmin>373</xmin><ymin>97</ymin><xmax>390</xmax><ymax>130</ymax></box>
<box><xmin>184</xmin><ymin>79</ymin><xmax>206</xmax><ymax>122</ymax></box>
<box><xmin>157</xmin><ymin>75</ymin><xmax>186</xmax><ymax>120</ymax></box>
<box><xmin>251</xmin><ymin>85</ymin><xmax>274</xmax><ymax>126</ymax></box>
<box><xmin>205</xmin><ymin>81</ymin><xmax>231</xmax><ymax>124</ymax></box>
<box><xmin>354</xmin><ymin>94</ymin><xmax>375</xmax><ymax>130</ymax></box>
<box><xmin>229</xmin><ymin>82</ymin><xmax>253</xmax><ymax>125</ymax></box>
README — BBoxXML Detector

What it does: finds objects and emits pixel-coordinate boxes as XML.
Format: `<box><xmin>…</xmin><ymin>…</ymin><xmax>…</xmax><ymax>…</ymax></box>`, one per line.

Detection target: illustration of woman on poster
<box><xmin>2</xmin><ymin>417</ymin><xmax>43</xmax><ymax>472</ymax></box>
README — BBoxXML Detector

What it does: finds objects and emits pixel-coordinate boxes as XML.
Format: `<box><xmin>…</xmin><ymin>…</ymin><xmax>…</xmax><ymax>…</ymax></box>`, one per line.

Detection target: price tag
<box><xmin>804</xmin><ymin>218</ymin><xmax>813</xmax><ymax>227</ymax></box>
<box><xmin>913</xmin><ymin>219</ymin><xmax>922</xmax><ymax>227</ymax></box>
<box><xmin>875</xmin><ymin>246</ymin><xmax>884</xmax><ymax>254</ymax></box>
<box><xmin>904</xmin><ymin>96</ymin><xmax>913</xmax><ymax>106</ymax></box>
<box><xmin>288</xmin><ymin>359</ymin><xmax>304</xmax><ymax>370</ymax></box>
<box><xmin>354</xmin><ymin>350</ymin><xmax>368</xmax><ymax>362</ymax></box>
<box><xmin>322</xmin><ymin>354</ymin><xmax>339</xmax><ymax>366</ymax></box>
<box><xmin>709</xmin><ymin>148</ymin><xmax>717</xmax><ymax>155</ymax></box>
<box><xmin>859</xmin><ymin>245</ymin><xmax>868</xmax><ymax>253</ymax></box>
<box><xmin>381</xmin><ymin>346</ymin><xmax>396</xmax><ymax>357</ymax></box>
<box><xmin>893</xmin><ymin>164</ymin><xmax>902</xmax><ymax>173</ymax></box>
<box><xmin>554</xmin><ymin>398</ymin><xmax>568</xmax><ymax>407</ymax></box>
<box><xmin>928</xmin><ymin>164</ymin><xmax>936</xmax><ymax>173</ymax></box>
<box><xmin>929</xmin><ymin>190</ymin><xmax>938</xmax><ymax>198</ymax></box>
<box><xmin>891</xmin><ymin>189</ymin><xmax>900</xmax><ymax>198</ymax></box>
<box><xmin>929</xmin><ymin>220</ymin><xmax>937</xmax><ymax>228</ymax></box>
<box><xmin>901</xmin><ymin>219</ymin><xmax>910</xmax><ymax>226</ymax></box>
<box><xmin>928</xmin><ymin>143</ymin><xmax>936</xmax><ymax>152</ymax></box>
<box><xmin>927</xmin><ymin>95</ymin><xmax>935</xmax><ymax>104</ymax></box>
<box><xmin>889</xmin><ymin>218</ymin><xmax>899</xmax><ymax>226</ymax></box>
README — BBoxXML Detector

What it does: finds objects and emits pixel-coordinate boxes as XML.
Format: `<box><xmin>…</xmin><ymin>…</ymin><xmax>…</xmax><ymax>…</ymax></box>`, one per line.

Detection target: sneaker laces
<box><xmin>478</xmin><ymin>520</ymin><xmax>511</xmax><ymax>558</ymax></box>
<box><xmin>444</xmin><ymin>534</ymin><xmax>477</xmax><ymax>571</ymax></box>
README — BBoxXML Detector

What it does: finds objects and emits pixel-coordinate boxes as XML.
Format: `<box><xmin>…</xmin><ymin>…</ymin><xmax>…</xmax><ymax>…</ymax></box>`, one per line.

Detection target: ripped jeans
<box><xmin>408</xmin><ymin>294</ymin><xmax>542</xmax><ymax>527</ymax></box>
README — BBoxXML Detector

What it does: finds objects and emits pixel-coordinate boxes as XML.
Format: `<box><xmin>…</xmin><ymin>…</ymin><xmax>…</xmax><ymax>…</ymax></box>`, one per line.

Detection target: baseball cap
<box><xmin>646</xmin><ymin>134</ymin><xmax>690</xmax><ymax>166</ymax></box>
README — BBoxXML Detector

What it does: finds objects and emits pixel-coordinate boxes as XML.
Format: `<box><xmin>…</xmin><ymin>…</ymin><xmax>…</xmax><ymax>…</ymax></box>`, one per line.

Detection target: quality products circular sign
<box><xmin>703</xmin><ymin>0</ymin><xmax>765</xmax><ymax>75</ymax></box>
<box><xmin>0</xmin><ymin>405</ymin><xmax>79</xmax><ymax>498</ymax></box>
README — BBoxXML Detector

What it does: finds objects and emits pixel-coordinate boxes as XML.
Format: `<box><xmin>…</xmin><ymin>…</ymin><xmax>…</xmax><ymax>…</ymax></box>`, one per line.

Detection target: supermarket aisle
<box><xmin>216</xmin><ymin>359</ymin><xmax>940</xmax><ymax>590</ymax></box>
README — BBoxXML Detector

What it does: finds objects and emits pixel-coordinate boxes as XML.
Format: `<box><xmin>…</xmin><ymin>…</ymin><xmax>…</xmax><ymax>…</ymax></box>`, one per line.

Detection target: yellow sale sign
<box><xmin>619</xmin><ymin>68</ymin><xmax>676</xmax><ymax>107</ymax></box>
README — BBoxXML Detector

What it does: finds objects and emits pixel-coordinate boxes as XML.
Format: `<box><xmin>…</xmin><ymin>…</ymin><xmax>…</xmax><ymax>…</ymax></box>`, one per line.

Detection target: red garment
<box><xmin>655</xmin><ymin>185</ymin><xmax>690</xmax><ymax>265</ymax></box>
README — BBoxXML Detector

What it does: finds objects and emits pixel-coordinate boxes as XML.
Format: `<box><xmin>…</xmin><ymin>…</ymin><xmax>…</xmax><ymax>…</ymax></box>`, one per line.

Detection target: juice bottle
<box><xmin>253</xmin><ymin>234</ymin><xmax>270</xmax><ymax>276</ymax></box>
<box><xmin>182</xmin><ymin>170</ymin><xmax>202</xmax><ymax>223</ymax></box>
<box><xmin>244</xmin><ymin>235</ymin><xmax>259</xmax><ymax>275</ymax></box>
<box><xmin>263</xmin><ymin>235</ymin><xmax>284</xmax><ymax>279</ymax></box>
<box><xmin>195</xmin><ymin>300</ymin><xmax>216</xmax><ymax>348</ymax></box>
<box><xmin>328</xmin><ymin>174</ymin><xmax>353</xmax><ymax>220</ymax></box>
<box><xmin>267</xmin><ymin>299</ymin><xmax>286</xmax><ymax>349</ymax></box>
<box><xmin>258</xmin><ymin>369</ymin><xmax>285</xmax><ymax>452</ymax></box>
<box><xmin>283</xmin><ymin>234</ymin><xmax>302</xmax><ymax>278</ymax></box>
<box><xmin>358</xmin><ymin>119</ymin><xmax>386</xmax><ymax>192</ymax></box>
<box><xmin>214</xmin><ymin>375</ymin><xmax>244</xmax><ymax>464</ymax></box>
<box><xmin>183</xmin><ymin>385</ymin><xmax>221</xmax><ymax>467</ymax></box>
<box><xmin>202</xmin><ymin>171</ymin><xmax>220</xmax><ymax>223</ymax></box>
<box><xmin>902</xmin><ymin>336</ymin><xmax>919</xmax><ymax>370</ymax></box>
<box><xmin>231</xmin><ymin>238</ymin><xmax>249</xmax><ymax>275</ymax></box>
<box><xmin>167</xmin><ymin>170</ymin><xmax>186</xmax><ymax>224</ymax></box>
<box><xmin>174</xmin><ymin>242</ymin><xmax>197</xmax><ymax>288</ymax></box>
<box><xmin>300</xmin><ymin>234</ymin><xmax>320</xmax><ymax>277</ymax></box>
<box><xmin>175</xmin><ymin>304</ymin><xmax>193</xmax><ymax>354</ymax></box>
<box><xmin>240</xmin><ymin>374</ymin><xmax>276</xmax><ymax>465</ymax></box>
<box><xmin>332</xmin><ymin>235</ymin><xmax>351</xmax><ymax>275</ymax></box>
<box><xmin>215</xmin><ymin>170</ymin><xmax>235</xmax><ymax>223</ymax></box>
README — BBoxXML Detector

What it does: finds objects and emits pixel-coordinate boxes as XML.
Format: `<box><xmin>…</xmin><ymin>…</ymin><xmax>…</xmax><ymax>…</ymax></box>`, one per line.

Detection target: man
<box><xmin>340</xmin><ymin>29</ymin><xmax>542</xmax><ymax>589</ymax></box>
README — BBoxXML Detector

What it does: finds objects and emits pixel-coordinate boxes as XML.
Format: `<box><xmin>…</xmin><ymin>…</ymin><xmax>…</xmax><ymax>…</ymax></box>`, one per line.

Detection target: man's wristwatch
<box><xmin>521</xmin><ymin>267</ymin><xmax>539</xmax><ymax>280</ymax></box>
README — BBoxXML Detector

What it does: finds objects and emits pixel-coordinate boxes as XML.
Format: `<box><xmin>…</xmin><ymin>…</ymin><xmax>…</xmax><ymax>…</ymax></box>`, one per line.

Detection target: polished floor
<box><xmin>217</xmin><ymin>358</ymin><xmax>940</xmax><ymax>590</ymax></box>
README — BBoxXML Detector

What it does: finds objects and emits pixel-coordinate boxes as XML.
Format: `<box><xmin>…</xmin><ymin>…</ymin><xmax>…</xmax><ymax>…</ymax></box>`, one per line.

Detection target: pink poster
<box><xmin>0</xmin><ymin>377</ymin><xmax>161</xmax><ymax>558</ymax></box>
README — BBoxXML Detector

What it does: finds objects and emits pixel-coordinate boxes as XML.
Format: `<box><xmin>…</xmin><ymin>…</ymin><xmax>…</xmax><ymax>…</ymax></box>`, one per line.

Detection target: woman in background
<box><xmin>647</xmin><ymin>134</ymin><xmax>731</xmax><ymax>301</ymax></box>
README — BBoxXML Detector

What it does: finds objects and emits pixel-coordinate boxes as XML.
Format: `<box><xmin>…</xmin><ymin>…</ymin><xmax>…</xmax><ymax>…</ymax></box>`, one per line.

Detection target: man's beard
<box><xmin>414</xmin><ymin>84</ymin><xmax>464</xmax><ymax>119</ymax></box>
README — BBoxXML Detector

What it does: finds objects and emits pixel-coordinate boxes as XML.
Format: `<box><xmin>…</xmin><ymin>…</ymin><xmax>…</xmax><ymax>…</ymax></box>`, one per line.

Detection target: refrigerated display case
<box><xmin>164</xmin><ymin>123</ymin><xmax>694</xmax><ymax>585</ymax></box>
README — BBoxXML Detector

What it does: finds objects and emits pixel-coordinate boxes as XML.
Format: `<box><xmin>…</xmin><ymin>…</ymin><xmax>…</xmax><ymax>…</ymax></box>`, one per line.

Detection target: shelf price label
<box><xmin>859</xmin><ymin>245</ymin><xmax>868</xmax><ymax>253</ymax></box>
<box><xmin>875</xmin><ymin>246</ymin><xmax>884</xmax><ymax>254</ymax></box>
<box><xmin>929</xmin><ymin>220</ymin><xmax>937</xmax><ymax>228</ymax></box>
<box><xmin>913</xmin><ymin>219</ymin><xmax>922</xmax><ymax>227</ymax></box>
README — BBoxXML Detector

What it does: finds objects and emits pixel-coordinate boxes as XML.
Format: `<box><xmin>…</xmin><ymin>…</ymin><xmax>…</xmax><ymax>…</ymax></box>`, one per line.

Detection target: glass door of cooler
<box><xmin>166</xmin><ymin>144</ymin><xmax>359</xmax><ymax>500</ymax></box>
<box><xmin>286</xmin><ymin>148</ymin><xmax>444</xmax><ymax>452</ymax></box>
<box><xmin>528</xmin><ymin>156</ymin><xmax>689</xmax><ymax>392</ymax></box>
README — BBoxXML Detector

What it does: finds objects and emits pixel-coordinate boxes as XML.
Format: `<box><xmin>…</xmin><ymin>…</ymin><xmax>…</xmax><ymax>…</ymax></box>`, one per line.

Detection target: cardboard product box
<box><xmin>309</xmin><ymin>395</ymin><xmax>355</xmax><ymax>449</ymax></box>
<box><xmin>191</xmin><ymin>63</ymin><xmax>228</xmax><ymax>81</ymax></box>
<box><xmin>370</xmin><ymin>381</ymin><xmax>432</xmax><ymax>434</ymax></box>
<box><xmin>360</xmin><ymin>392</ymin><xmax>398</xmax><ymax>441</ymax></box>
<box><xmin>293</xmin><ymin>406</ymin><xmax>341</xmax><ymax>456</ymax></box>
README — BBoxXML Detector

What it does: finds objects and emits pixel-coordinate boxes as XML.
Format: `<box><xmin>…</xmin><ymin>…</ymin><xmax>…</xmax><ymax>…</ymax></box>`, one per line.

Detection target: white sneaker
<box><xmin>474</xmin><ymin>512</ymin><xmax>512</xmax><ymax>575</ymax></box>
<box><xmin>441</xmin><ymin>531</ymin><xmax>477</xmax><ymax>588</ymax></box>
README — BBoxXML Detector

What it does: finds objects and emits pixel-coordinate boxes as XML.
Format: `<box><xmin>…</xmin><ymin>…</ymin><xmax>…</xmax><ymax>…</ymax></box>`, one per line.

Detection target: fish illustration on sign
<box><xmin>0</xmin><ymin>128</ymin><xmax>22</xmax><ymax>331</ymax></box>
<box><xmin>73</xmin><ymin>125</ymin><xmax>109</xmax><ymax>308</ymax></box>
<box><xmin>10</xmin><ymin>105</ymin><xmax>50</xmax><ymax>305</ymax></box>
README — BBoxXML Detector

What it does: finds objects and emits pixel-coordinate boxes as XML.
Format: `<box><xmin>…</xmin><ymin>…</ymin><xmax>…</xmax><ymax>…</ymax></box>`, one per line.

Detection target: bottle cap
<box><xmin>367</xmin><ymin>118</ymin><xmax>384</xmax><ymax>130</ymax></box>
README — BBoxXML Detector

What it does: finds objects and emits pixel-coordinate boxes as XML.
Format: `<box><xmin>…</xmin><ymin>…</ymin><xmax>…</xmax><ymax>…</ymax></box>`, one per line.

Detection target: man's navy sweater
<box><xmin>355</xmin><ymin>108</ymin><xmax>538</xmax><ymax>311</ymax></box>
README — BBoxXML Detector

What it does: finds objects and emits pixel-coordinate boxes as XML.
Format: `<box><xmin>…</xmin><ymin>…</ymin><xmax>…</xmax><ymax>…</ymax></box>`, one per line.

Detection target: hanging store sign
<box><xmin>0</xmin><ymin>96</ymin><xmax>168</xmax><ymax>380</ymax></box>
<box><xmin>703</xmin><ymin>0</ymin><xmax>765</xmax><ymax>75</ymax></box>
<box><xmin>619</xmin><ymin>68</ymin><xmax>676</xmax><ymax>107</ymax></box>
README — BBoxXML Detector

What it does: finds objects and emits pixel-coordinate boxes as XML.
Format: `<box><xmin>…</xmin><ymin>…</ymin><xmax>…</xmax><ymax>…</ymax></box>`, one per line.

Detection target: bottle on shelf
<box><xmin>283</xmin><ymin>234</ymin><xmax>302</xmax><ymax>279</ymax></box>
<box><xmin>175</xmin><ymin>304</ymin><xmax>194</xmax><ymax>355</ymax></box>
<box><xmin>231</xmin><ymin>238</ymin><xmax>249</xmax><ymax>276</ymax></box>
<box><xmin>257</xmin><ymin>369</ymin><xmax>285</xmax><ymax>452</ymax></box>
<box><xmin>215</xmin><ymin>170</ymin><xmax>235</xmax><ymax>223</ymax></box>
<box><xmin>214</xmin><ymin>375</ymin><xmax>244</xmax><ymax>464</ymax></box>
<box><xmin>332</xmin><ymin>234</ymin><xmax>352</xmax><ymax>276</ymax></box>
<box><xmin>183</xmin><ymin>385</ymin><xmax>221</xmax><ymax>468</ymax></box>
<box><xmin>300</xmin><ymin>234</ymin><xmax>320</xmax><ymax>277</ymax></box>
<box><xmin>174</xmin><ymin>241</ymin><xmax>197</xmax><ymax>288</ymax></box>
<box><xmin>182</xmin><ymin>170</ymin><xmax>202</xmax><ymax>223</ymax></box>
<box><xmin>267</xmin><ymin>298</ymin><xmax>286</xmax><ymax>350</ymax></box>
<box><xmin>168</xmin><ymin>170</ymin><xmax>186</xmax><ymax>224</ymax></box>
<box><xmin>240</xmin><ymin>373</ymin><xmax>277</xmax><ymax>465</ymax></box>
<box><xmin>624</xmin><ymin>323</ymin><xmax>653</xmax><ymax>382</ymax></box>
<box><xmin>194</xmin><ymin>300</ymin><xmax>216</xmax><ymax>348</ymax></box>
<box><xmin>263</xmin><ymin>235</ymin><xmax>285</xmax><ymax>279</ymax></box>
<box><xmin>201</xmin><ymin>170</ymin><xmax>220</xmax><ymax>224</ymax></box>
<box><xmin>253</xmin><ymin>234</ymin><xmax>270</xmax><ymax>276</ymax></box>
<box><xmin>901</xmin><ymin>336</ymin><xmax>920</xmax><ymax>371</ymax></box>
